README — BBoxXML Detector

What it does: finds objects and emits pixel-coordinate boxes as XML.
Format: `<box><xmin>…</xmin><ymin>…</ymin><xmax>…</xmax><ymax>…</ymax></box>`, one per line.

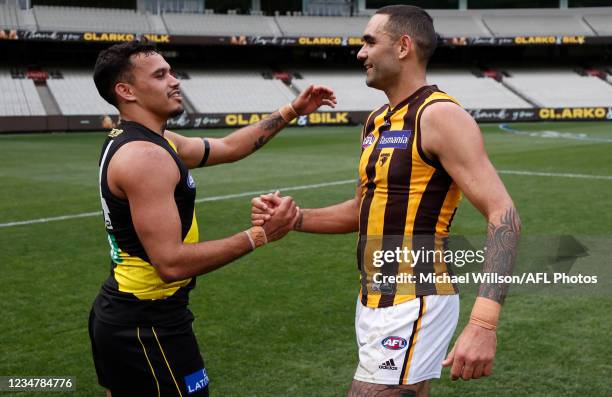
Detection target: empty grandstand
<box><xmin>428</xmin><ymin>70</ymin><xmax>532</xmax><ymax>109</ymax></box>
<box><xmin>46</xmin><ymin>71</ymin><xmax>118</xmax><ymax>115</ymax></box>
<box><xmin>180</xmin><ymin>70</ymin><xmax>296</xmax><ymax>113</ymax></box>
<box><xmin>274</xmin><ymin>15</ymin><xmax>366</xmax><ymax>37</ymax></box>
<box><xmin>429</xmin><ymin>11</ymin><xmax>491</xmax><ymax>37</ymax></box>
<box><xmin>482</xmin><ymin>13</ymin><xmax>594</xmax><ymax>36</ymax></box>
<box><xmin>162</xmin><ymin>12</ymin><xmax>280</xmax><ymax>36</ymax></box>
<box><xmin>0</xmin><ymin>70</ymin><xmax>46</xmax><ymax>116</ymax></box>
<box><xmin>2</xmin><ymin>3</ymin><xmax>612</xmax><ymax>38</ymax></box>
<box><xmin>33</xmin><ymin>5</ymin><xmax>162</xmax><ymax>34</ymax></box>
<box><xmin>0</xmin><ymin>2</ymin><xmax>18</xmax><ymax>29</ymax></box>
<box><xmin>503</xmin><ymin>69</ymin><xmax>612</xmax><ymax>108</ymax></box>
<box><xmin>291</xmin><ymin>70</ymin><xmax>387</xmax><ymax>111</ymax></box>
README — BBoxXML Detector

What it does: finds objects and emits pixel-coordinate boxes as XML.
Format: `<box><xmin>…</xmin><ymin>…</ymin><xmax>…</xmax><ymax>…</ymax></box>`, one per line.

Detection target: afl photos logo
<box><xmin>381</xmin><ymin>336</ymin><xmax>408</xmax><ymax>350</ymax></box>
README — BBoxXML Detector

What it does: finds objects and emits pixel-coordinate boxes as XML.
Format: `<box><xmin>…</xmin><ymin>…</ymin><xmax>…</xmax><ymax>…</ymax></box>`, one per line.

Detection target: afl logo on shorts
<box><xmin>187</xmin><ymin>172</ymin><xmax>196</xmax><ymax>189</ymax></box>
<box><xmin>382</xmin><ymin>336</ymin><xmax>408</xmax><ymax>350</ymax></box>
<box><xmin>362</xmin><ymin>132</ymin><xmax>376</xmax><ymax>149</ymax></box>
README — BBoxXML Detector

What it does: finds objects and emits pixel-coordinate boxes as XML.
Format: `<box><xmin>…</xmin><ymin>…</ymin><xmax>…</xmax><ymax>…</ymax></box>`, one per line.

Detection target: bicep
<box><xmin>116</xmin><ymin>147</ymin><xmax>184</xmax><ymax>266</ymax></box>
<box><xmin>201</xmin><ymin>137</ymin><xmax>231</xmax><ymax>166</ymax></box>
<box><xmin>164</xmin><ymin>130</ymin><xmax>207</xmax><ymax>168</ymax></box>
<box><xmin>423</xmin><ymin>104</ymin><xmax>513</xmax><ymax>218</ymax></box>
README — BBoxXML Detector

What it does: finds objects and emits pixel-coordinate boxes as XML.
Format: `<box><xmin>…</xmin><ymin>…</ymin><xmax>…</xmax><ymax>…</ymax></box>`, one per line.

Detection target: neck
<box><xmin>385</xmin><ymin>67</ymin><xmax>427</xmax><ymax>109</ymax></box>
<box><xmin>119</xmin><ymin>107</ymin><xmax>166</xmax><ymax>135</ymax></box>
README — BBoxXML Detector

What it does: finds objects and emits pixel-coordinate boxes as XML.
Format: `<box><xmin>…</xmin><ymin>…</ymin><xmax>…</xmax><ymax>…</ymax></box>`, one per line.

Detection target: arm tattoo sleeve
<box><xmin>253</xmin><ymin>113</ymin><xmax>287</xmax><ymax>151</ymax></box>
<box><xmin>478</xmin><ymin>206</ymin><xmax>521</xmax><ymax>304</ymax></box>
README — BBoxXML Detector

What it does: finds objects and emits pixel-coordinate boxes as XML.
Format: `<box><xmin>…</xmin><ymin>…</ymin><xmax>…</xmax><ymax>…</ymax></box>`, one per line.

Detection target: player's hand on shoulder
<box><xmin>292</xmin><ymin>84</ymin><xmax>337</xmax><ymax>115</ymax></box>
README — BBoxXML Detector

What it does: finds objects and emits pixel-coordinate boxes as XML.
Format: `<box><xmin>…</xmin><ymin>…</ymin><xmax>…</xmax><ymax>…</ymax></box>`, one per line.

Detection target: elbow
<box><xmin>489</xmin><ymin>205</ymin><xmax>521</xmax><ymax>234</ymax></box>
<box><xmin>152</xmin><ymin>258</ymin><xmax>185</xmax><ymax>283</ymax></box>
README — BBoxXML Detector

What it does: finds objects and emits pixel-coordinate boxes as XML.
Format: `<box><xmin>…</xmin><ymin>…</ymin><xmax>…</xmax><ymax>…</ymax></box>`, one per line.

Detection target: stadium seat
<box><xmin>33</xmin><ymin>6</ymin><xmax>161</xmax><ymax>34</ymax></box>
<box><xmin>46</xmin><ymin>71</ymin><xmax>118</xmax><ymax>115</ymax></box>
<box><xmin>503</xmin><ymin>69</ymin><xmax>612</xmax><ymax>107</ymax></box>
<box><xmin>0</xmin><ymin>71</ymin><xmax>46</xmax><ymax>116</ymax></box>
<box><xmin>180</xmin><ymin>70</ymin><xmax>296</xmax><ymax>113</ymax></box>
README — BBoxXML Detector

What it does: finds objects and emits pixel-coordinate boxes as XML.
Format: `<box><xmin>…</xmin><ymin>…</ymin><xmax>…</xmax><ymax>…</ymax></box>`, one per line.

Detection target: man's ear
<box><xmin>115</xmin><ymin>82</ymin><xmax>136</xmax><ymax>104</ymax></box>
<box><xmin>398</xmin><ymin>34</ymin><xmax>413</xmax><ymax>60</ymax></box>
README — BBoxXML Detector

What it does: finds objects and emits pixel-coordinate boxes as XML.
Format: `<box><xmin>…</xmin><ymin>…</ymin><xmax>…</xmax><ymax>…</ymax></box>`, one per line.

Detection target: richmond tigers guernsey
<box><xmin>93</xmin><ymin>120</ymin><xmax>199</xmax><ymax>326</ymax></box>
<box><xmin>358</xmin><ymin>85</ymin><xmax>461</xmax><ymax>309</ymax></box>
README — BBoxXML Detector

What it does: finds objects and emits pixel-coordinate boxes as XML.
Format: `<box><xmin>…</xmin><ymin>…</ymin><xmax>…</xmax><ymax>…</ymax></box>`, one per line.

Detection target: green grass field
<box><xmin>1</xmin><ymin>122</ymin><xmax>611</xmax><ymax>396</ymax></box>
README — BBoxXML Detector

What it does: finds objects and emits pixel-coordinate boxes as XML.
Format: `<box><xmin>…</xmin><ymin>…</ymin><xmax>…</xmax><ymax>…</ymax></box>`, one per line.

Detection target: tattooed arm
<box><xmin>420</xmin><ymin>102</ymin><xmax>521</xmax><ymax>381</ymax></box>
<box><xmin>164</xmin><ymin>85</ymin><xmax>336</xmax><ymax>168</ymax></box>
<box><xmin>479</xmin><ymin>206</ymin><xmax>521</xmax><ymax>304</ymax></box>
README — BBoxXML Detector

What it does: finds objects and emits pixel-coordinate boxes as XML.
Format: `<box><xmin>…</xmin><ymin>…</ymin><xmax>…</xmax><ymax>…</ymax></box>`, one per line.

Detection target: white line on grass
<box><xmin>0</xmin><ymin>179</ymin><xmax>355</xmax><ymax>228</ymax></box>
<box><xmin>497</xmin><ymin>170</ymin><xmax>612</xmax><ymax>180</ymax></box>
<box><xmin>1</xmin><ymin>170</ymin><xmax>611</xmax><ymax>228</ymax></box>
<box><xmin>498</xmin><ymin>123</ymin><xmax>612</xmax><ymax>142</ymax></box>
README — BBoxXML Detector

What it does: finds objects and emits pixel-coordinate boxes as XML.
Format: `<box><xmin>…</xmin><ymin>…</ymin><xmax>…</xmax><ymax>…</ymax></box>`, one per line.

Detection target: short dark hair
<box><xmin>93</xmin><ymin>40</ymin><xmax>157</xmax><ymax>107</ymax></box>
<box><xmin>376</xmin><ymin>5</ymin><xmax>437</xmax><ymax>64</ymax></box>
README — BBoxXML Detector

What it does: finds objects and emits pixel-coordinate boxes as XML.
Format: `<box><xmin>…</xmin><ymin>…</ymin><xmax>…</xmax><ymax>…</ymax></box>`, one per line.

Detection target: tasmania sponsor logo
<box><xmin>381</xmin><ymin>336</ymin><xmax>408</xmax><ymax>350</ymax></box>
<box><xmin>376</xmin><ymin>130</ymin><xmax>411</xmax><ymax>149</ymax></box>
<box><xmin>362</xmin><ymin>132</ymin><xmax>376</xmax><ymax>149</ymax></box>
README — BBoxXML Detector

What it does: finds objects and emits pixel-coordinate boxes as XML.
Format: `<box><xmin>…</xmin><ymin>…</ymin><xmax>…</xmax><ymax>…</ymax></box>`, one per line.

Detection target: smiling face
<box><xmin>356</xmin><ymin>14</ymin><xmax>403</xmax><ymax>91</ymax></box>
<box><xmin>117</xmin><ymin>52</ymin><xmax>184</xmax><ymax>119</ymax></box>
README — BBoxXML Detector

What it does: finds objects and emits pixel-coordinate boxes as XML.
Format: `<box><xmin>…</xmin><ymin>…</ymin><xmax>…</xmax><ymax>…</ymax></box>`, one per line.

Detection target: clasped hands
<box><xmin>250</xmin><ymin>191</ymin><xmax>300</xmax><ymax>243</ymax></box>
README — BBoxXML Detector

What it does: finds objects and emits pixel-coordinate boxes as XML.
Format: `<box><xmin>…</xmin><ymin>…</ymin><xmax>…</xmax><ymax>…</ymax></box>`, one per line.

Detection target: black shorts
<box><xmin>89</xmin><ymin>310</ymin><xmax>209</xmax><ymax>397</ymax></box>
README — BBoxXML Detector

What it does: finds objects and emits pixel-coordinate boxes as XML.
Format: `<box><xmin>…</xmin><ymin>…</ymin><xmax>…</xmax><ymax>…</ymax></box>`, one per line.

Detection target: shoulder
<box><xmin>112</xmin><ymin>140</ymin><xmax>179</xmax><ymax>182</ymax></box>
<box><xmin>421</xmin><ymin>100</ymin><xmax>478</xmax><ymax>135</ymax></box>
<box><xmin>419</xmin><ymin>101</ymin><xmax>483</xmax><ymax>158</ymax></box>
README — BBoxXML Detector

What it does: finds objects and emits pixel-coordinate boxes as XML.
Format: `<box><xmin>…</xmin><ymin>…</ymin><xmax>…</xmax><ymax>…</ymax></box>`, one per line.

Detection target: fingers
<box><xmin>461</xmin><ymin>364</ymin><xmax>474</xmax><ymax>381</ymax></box>
<box><xmin>299</xmin><ymin>84</ymin><xmax>314</xmax><ymax>99</ymax></box>
<box><xmin>321</xmin><ymin>98</ymin><xmax>336</xmax><ymax>108</ymax></box>
<box><xmin>450</xmin><ymin>354</ymin><xmax>463</xmax><ymax>381</ymax></box>
<box><xmin>277</xmin><ymin>195</ymin><xmax>295</xmax><ymax>212</ymax></box>
<box><xmin>472</xmin><ymin>364</ymin><xmax>484</xmax><ymax>379</ymax></box>
<box><xmin>442</xmin><ymin>344</ymin><xmax>455</xmax><ymax>367</ymax></box>
<box><xmin>311</xmin><ymin>85</ymin><xmax>334</xmax><ymax>96</ymax></box>
<box><xmin>251</xmin><ymin>212</ymin><xmax>269</xmax><ymax>226</ymax></box>
<box><xmin>483</xmin><ymin>361</ymin><xmax>493</xmax><ymax>377</ymax></box>
<box><xmin>261</xmin><ymin>191</ymin><xmax>282</xmax><ymax>208</ymax></box>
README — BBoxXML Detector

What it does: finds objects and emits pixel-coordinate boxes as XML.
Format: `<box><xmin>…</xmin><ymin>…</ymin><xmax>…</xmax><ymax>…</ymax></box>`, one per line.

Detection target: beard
<box><xmin>168</xmin><ymin>105</ymin><xmax>185</xmax><ymax>119</ymax></box>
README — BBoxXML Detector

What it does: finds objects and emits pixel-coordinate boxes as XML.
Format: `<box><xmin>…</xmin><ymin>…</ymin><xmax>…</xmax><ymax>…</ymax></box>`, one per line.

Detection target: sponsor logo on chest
<box><xmin>377</xmin><ymin>130</ymin><xmax>412</xmax><ymax>150</ymax></box>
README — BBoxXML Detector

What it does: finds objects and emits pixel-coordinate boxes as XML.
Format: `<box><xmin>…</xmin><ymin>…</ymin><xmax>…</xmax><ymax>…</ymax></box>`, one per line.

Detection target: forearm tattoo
<box><xmin>253</xmin><ymin>112</ymin><xmax>287</xmax><ymax>151</ymax></box>
<box><xmin>478</xmin><ymin>206</ymin><xmax>521</xmax><ymax>304</ymax></box>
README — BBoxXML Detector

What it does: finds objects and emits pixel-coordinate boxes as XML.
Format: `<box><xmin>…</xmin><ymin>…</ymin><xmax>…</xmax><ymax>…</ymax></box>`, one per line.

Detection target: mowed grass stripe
<box><xmin>1</xmin><ymin>168</ymin><xmax>611</xmax><ymax>228</ymax></box>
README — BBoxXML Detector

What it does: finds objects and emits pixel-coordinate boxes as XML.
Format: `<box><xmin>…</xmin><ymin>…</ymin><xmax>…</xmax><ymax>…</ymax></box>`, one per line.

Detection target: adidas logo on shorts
<box><xmin>378</xmin><ymin>358</ymin><xmax>398</xmax><ymax>370</ymax></box>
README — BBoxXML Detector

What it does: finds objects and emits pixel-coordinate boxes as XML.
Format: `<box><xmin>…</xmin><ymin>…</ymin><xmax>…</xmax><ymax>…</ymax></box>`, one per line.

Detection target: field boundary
<box><xmin>2</xmin><ymin>170</ymin><xmax>611</xmax><ymax>228</ymax></box>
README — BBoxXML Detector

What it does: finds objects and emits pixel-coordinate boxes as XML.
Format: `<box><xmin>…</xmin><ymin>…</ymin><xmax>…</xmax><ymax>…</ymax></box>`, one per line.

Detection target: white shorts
<box><xmin>353</xmin><ymin>294</ymin><xmax>459</xmax><ymax>385</ymax></box>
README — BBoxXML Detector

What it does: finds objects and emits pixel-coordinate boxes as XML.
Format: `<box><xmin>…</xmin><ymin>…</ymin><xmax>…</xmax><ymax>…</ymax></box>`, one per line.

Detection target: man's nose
<box><xmin>357</xmin><ymin>46</ymin><xmax>366</xmax><ymax>61</ymax></box>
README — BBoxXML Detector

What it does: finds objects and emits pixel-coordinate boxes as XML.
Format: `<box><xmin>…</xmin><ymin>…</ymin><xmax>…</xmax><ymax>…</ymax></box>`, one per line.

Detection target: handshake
<box><xmin>250</xmin><ymin>191</ymin><xmax>302</xmax><ymax>244</ymax></box>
